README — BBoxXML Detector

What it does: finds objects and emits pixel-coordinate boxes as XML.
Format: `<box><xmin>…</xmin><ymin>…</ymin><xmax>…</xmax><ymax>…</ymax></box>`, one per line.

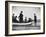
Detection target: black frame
<box><xmin>5</xmin><ymin>1</ymin><xmax>45</xmax><ymax>36</ymax></box>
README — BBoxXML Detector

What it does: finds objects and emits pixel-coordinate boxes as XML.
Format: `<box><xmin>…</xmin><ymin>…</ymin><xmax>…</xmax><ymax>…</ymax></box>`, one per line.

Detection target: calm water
<box><xmin>12</xmin><ymin>21</ymin><xmax>40</xmax><ymax>30</ymax></box>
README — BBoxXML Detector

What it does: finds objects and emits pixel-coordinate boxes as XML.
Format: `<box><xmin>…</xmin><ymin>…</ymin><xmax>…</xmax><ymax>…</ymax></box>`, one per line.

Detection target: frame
<box><xmin>5</xmin><ymin>1</ymin><xmax>45</xmax><ymax>36</ymax></box>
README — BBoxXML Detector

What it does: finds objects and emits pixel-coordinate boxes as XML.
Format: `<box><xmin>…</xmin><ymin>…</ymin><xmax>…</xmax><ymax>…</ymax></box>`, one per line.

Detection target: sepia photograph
<box><xmin>5</xmin><ymin>1</ymin><xmax>45</xmax><ymax>36</ymax></box>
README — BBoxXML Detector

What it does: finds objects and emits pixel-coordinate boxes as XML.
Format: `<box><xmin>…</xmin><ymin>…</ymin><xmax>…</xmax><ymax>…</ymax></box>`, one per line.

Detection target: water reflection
<box><xmin>12</xmin><ymin>20</ymin><xmax>40</xmax><ymax>30</ymax></box>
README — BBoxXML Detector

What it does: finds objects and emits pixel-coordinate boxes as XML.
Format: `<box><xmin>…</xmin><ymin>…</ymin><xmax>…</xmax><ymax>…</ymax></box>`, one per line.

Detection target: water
<box><xmin>12</xmin><ymin>21</ymin><xmax>40</xmax><ymax>30</ymax></box>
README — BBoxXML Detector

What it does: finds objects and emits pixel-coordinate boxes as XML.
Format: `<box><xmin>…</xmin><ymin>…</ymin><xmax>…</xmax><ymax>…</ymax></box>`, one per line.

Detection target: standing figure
<box><xmin>12</xmin><ymin>14</ymin><xmax>15</xmax><ymax>22</ymax></box>
<box><xmin>19</xmin><ymin>11</ymin><xmax>23</xmax><ymax>23</ymax></box>
<box><xmin>34</xmin><ymin>13</ymin><xmax>37</xmax><ymax>26</ymax></box>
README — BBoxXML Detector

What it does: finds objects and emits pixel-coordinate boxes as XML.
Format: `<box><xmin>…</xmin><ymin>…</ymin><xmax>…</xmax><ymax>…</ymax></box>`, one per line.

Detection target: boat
<box><xmin>12</xmin><ymin>22</ymin><xmax>32</xmax><ymax>25</ymax></box>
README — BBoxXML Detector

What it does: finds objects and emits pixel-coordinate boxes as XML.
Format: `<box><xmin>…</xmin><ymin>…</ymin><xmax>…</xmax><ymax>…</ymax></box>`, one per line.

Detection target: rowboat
<box><xmin>12</xmin><ymin>22</ymin><xmax>32</xmax><ymax>25</ymax></box>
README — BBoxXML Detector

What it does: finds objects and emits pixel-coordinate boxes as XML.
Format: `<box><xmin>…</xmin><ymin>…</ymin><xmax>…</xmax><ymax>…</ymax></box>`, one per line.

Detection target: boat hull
<box><xmin>12</xmin><ymin>22</ymin><xmax>32</xmax><ymax>25</ymax></box>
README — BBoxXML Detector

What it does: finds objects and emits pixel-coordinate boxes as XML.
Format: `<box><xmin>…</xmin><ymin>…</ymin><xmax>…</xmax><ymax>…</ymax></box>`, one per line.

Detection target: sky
<box><xmin>12</xmin><ymin>6</ymin><xmax>41</xmax><ymax>20</ymax></box>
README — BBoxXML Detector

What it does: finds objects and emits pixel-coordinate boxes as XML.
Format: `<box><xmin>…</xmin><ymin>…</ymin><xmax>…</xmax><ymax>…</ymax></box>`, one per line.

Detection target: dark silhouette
<box><xmin>19</xmin><ymin>11</ymin><xmax>23</xmax><ymax>23</ymax></box>
<box><xmin>34</xmin><ymin>13</ymin><xmax>37</xmax><ymax>26</ymax></box>
<box><xmin>14</xmin><ymin>16</ymin><xmax>18</xmax><ymax>23</ymax></box>
<box><xmin>12</xmin><ymin>11</ymin><xmax>33</xmax><ymax>23</ymax></box>
<box><xmin>12</xmin><ymin>14</ymin><xmax>15</xmax><ymax>22</ymax></box>
<box><xmin>25</xmin><ymin>17</ymin><xmax>27</xmax><ymax>23</ymax></box>
<box><xmin>28</xmin><ymin>18</ymin><xmax>32</xmax><ymax>22</ymax></box>
<box><xmin>12</xmin><ymin>13</ymin><xmax>18</xmax><ymax>23</ymax></box>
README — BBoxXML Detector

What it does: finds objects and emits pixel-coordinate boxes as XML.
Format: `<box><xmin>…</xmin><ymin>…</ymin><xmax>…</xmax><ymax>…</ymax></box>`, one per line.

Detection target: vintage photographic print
<box><xmin>5</xmin><ymin>1</ymin><xmax>45</xmax><ymax>36</ymax></box>
<box><xmin>12</xmin><ymin>6</ymin><xmax>41</xmax><ymax>30</ymax></box>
